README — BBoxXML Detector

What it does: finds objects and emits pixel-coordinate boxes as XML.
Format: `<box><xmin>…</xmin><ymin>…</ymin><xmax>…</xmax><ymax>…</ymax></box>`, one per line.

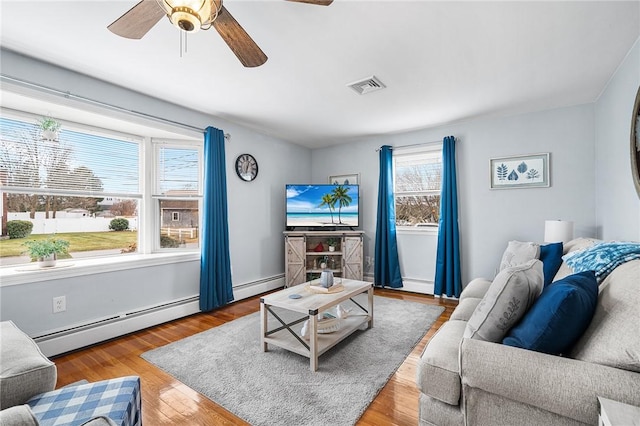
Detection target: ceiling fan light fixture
<box><xmin>160</xmin><ymin>0</ymin><xmax>221</xmax><ymax>32</ymax></box>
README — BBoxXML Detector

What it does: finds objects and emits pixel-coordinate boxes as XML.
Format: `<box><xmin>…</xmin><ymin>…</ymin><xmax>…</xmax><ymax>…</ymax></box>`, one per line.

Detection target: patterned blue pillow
<box><xmin>539</xmin><ymin>242</ymin><xmax>563</xmax><ymax>287</ymax></box>
<box><xmin>503</xmin><ymin>271</ymin><xmax>598</xmax><ymax>355</ymax></box>
<box><xmin>563</xmin><ymin>242</ymin><xmax>640</xmax><ymax>283</ymax></box>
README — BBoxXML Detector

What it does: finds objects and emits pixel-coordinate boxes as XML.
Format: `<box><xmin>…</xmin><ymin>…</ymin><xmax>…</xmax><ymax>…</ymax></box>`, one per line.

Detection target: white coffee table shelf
<box><xmin>260</xmin><ymin>279</ymin><xmax>373</xmax><ymax>371</ymax></box>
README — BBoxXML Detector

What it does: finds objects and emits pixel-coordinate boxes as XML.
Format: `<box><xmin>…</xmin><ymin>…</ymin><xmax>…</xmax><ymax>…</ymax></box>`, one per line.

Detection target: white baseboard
<box><xmin>36</xmin><ymin>275</ymin><xmax>285</xmax><ymax>357</ymax></box>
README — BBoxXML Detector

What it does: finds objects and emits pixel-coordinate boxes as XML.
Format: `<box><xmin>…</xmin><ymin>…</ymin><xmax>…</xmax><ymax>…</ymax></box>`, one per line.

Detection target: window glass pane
<box><xmin>394</xmin><ymin>148</ymin><xmax>442</xmax><ymax>227</ymax></box>
<box><xmin>0</xmin><ymin>193</ymin><xmax>138</xmax><ymax>266</ymax></box>
<box><xmin>395</xmin><ymin>151</ymin><xmax>442</xmax><ymax>193</ymax></box>
<box><xmin>156</xmin><ymin>146</ymin><xmax>200</xmax><ymax>196</ymax></box>
<box><xmin>159</xmin><ymin>199</ymin><xmax>199</xmax><ymax>249</ymax></box>
<box><xmin>0</xmin><ymin>116</ymin><xmax>140</xmax><ymax>197</ymax></box>
<box><xmin>395</xmin><ymin>195</ymin><xmax>441</xmax><ymax>226</ymax></box>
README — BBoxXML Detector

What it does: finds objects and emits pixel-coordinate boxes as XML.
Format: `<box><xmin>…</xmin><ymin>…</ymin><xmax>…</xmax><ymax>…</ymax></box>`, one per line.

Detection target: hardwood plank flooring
<box><xmin>52</xmin><ymin>288</ymin><xmax>456</xmax><ymax>425</ymax></box>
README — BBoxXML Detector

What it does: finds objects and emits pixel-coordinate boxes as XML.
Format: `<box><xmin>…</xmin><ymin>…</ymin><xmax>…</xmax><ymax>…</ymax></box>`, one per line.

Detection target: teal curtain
<box><xmin>434</xmin><ymin>136</ymin><xmax>461</xmax><ymax>297</ymax></box>
<box><xmin>374</xmin><ymin>145</ymin><xmax>403</xmax><ymax>288</ymax></box>
<box><xmin>199</xmin><ymin>127</ymin><xmax>234</xmax><ymax>311</ymax></box>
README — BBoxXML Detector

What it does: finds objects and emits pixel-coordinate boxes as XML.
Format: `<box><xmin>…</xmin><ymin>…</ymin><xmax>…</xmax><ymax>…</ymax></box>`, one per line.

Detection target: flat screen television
<box><xmin>286</xmin><ymin>184</ymin><xmax>359</xmax><ymax>228</ymax></box>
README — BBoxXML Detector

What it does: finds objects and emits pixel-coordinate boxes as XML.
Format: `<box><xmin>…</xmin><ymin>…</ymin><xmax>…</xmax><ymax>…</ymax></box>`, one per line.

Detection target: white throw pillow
<box><xmin>464</xmin><ymin>259</ymin><xmax>544</xmax><ymax>342</ymax></box>
<box><xmin>499</xmin><ymin>240</ymin><xmax>540</xmax><ymax>271</ymax></box>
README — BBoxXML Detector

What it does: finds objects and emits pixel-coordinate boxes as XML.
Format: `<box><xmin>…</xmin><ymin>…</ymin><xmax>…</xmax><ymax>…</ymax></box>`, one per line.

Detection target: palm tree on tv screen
<box><xmin>331</xmin><ymin>185</ymin><xmax>352</xmax><ymax>224</ymax></box>
<box><xmin>318</xmin><ymin>193</ymin><xmax>336</xmax><ymax>224</ymax></box>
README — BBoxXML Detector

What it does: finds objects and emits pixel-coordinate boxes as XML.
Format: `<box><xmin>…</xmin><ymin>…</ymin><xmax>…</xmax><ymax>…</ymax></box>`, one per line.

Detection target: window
<box><xmin>154</xmin><ymin>142</ymin><xmax>202</xmax><ymax>250</ymax></box>
<box><xmin>393</xmin><ymin>144</ymin><xmax>443</xmax><ymax>228</ymax></box>
<box><xmin>0</xmin><ymin>111</ymin><xmax>202</xmax><ymax>267</ymax></box>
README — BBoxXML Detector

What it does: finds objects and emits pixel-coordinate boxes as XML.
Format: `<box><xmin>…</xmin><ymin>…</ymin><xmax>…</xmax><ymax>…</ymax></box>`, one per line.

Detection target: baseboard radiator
<box><xmin>363</xmin><ymin>273</ymin><xmax>434</xmax><ymax>295</ymax></box>
<box><xmin>35</xmin><ymin>274</ymin><xmax>285</xmax><ymax>357</ymax></box>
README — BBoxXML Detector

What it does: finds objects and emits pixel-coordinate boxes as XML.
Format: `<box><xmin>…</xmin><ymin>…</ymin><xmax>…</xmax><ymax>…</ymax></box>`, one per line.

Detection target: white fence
<box><xmin>8</xmin><ymin>213</ymin><xmax>138</xmax><ymax>235</ymax></box>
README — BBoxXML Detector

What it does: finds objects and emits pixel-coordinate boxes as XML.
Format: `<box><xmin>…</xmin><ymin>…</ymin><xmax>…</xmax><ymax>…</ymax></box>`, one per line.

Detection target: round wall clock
<box><xmin>235</xmin><ymin>153</ymin><xmax>258</xmax><ymax>182</ymax></box>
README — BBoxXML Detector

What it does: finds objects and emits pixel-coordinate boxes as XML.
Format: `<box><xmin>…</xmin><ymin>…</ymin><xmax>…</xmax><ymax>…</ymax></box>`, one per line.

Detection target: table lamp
<box><xmin>544</xmin><ymin>220</ymin><xmax>574</xmax><ymax>243</ymax></box>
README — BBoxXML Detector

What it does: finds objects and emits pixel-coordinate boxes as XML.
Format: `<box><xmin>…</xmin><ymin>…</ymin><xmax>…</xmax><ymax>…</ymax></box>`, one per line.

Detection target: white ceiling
<box><xmin>1</xmin><ymin>1</ymin><xmax>639</xmax><ymax>149</ymax></box>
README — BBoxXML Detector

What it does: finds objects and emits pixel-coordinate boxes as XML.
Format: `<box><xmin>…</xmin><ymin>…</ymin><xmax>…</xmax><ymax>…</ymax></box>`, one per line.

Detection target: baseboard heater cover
<box><xmin>35</xmin><ymin>275</ymin><xmax>285</xmax><ymax>357</ymax></box>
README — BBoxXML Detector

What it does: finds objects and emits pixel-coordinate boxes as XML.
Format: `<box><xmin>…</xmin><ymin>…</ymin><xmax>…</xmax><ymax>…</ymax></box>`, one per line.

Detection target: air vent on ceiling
<box><xmin>347</xmin><ymin>75</ymin><xmax>386</xmax><ymax>95</ymax></box>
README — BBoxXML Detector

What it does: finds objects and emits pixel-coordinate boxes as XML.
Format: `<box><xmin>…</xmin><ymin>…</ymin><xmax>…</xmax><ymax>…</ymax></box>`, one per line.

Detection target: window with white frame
<box><xmin>393</xmin><ymin>144</ymin><xmax>443</xmax><ymax>228</ymax></box>
<box><xmin>154</xmin><ymin>141</ymin><xmax>202</xmax><ymax>250</ymax></box>
<box><xmin>0</xmin><ymin>111</ymin><xmax>202</xmax><ymax>267</ymax></box>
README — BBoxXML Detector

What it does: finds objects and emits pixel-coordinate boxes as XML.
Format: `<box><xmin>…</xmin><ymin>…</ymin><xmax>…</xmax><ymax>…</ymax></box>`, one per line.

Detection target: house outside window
<box><xmin>0</xmin><ymin>110</ymin><xmax>202</xmax><ymax>266</ymax></box>
<box><xmin>393</xmin><ymin>144</ymin><xmax>443</xmax><ymax>229</ymax></box>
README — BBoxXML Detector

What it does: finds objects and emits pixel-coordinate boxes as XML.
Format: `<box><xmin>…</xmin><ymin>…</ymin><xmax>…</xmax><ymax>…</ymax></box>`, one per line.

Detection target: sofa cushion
<box><xmin>539</xmin><ymin>242</ymin><xmax>563</xmax><ymax>287</ymax></box>
<box><xmin>0</xmin><ymin>404</ymin><xmax>39</xmax><ymax>426</ymax></box>
<box><xmin>449</xmin><ymin>297</ymin><xmax>483</xmax><ymax>322</ymax></box>
<box><xmin>464</xmin><ymin>260</ymin><xmax>543</xmax><ymax>342</ymax></box>
<box><xmin>417</xmin><ymin>320</ymin><xmax>467</xmax><ymax>405</ymax></box>
<box><xmin>499</xmin><ymin>241</ymin><xmax>540</xmax><ymax>271</ymax></box>
<box><xmin>459</xmin><ymin>278</ymin><xmax>492</xmax><ymax>300</ymax></box>
<box><xmin>0</xmin><ymin>321</ymin><xmax>56</xmax><ymax>409</ymax></box>
<box><xmin>503</xmin><ymin>271</ymin><xmax>598</xmax><ymax>355</ymax></box>
<box><xmin>570</xmin><ymin>259</ymin><xmax>640</xmax><ymax>373</ymax></box>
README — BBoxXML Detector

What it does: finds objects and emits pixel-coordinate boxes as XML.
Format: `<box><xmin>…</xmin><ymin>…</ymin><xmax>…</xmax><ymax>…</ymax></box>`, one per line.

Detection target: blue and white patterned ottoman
<box><xmin>27</xmin><ymin>376</ymin><xmax>141</xmax><ymax>426</ymax></box>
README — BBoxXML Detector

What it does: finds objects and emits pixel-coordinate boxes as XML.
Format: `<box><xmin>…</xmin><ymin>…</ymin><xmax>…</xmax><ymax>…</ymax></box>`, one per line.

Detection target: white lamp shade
<box><xmin>544</xmin><ymin>220</ymin><xmax>574</xmax><ymax>243</ymax></box>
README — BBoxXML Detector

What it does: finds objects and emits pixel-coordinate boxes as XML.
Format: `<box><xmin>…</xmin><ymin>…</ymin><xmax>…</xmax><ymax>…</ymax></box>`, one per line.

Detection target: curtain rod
<box><xmin>375</xmin><ymin>139</ymin><xmax>444</xmax><ymax>152</ymax></box>
<box><xmin>1</xmin><ymin>74</ymin><xmax>230</xmax><ymax>140</ymax></box>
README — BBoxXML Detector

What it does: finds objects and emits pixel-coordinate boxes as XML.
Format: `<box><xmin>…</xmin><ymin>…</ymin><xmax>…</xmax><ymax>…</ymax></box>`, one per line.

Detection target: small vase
<box><xmin>39</xmin><ymin>254</ymin><xmax>57</xmax><ymax>268</ymax></box>
<box><xmin>320</xmin><ymin>269</ymin><xmax>334</xmax><ymax>289</ymax></box>
<box><xmin>328</xmin><ymin>246</ymin><xmax>335</xmax><ymax>252</ymax></box>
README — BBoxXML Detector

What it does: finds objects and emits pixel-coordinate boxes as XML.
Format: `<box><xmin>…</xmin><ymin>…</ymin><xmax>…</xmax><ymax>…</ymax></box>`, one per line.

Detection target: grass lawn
<box><xmin>0</xmin><ymin>232</ymin><xmax>138</xmax><ymax>257</ymax></box>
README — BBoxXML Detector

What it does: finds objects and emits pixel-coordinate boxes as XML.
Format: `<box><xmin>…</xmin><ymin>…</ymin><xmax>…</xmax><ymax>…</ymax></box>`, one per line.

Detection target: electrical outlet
<box><xmin>53</xmin><ymin>296</ymin><xmax>66</xmax><ymax>313</ymax></box>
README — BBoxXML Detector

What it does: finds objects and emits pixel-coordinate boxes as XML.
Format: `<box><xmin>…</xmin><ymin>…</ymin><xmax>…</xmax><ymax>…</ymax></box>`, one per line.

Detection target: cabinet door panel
<box><xmin>285</xmin><ymin>237</ymin><xmax>305</xmax><ymax>287</ymax></box>
<box><xmin>343</xmin><ymin>236</ymin><xmax>363</xmax><ymax>280</ymax></box>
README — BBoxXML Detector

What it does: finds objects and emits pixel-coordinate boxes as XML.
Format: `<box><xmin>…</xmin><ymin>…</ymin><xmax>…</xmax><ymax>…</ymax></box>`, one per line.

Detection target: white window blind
<box><xmin>154</xmin><ymin>143</ymin><xmax>201</xmax><ymax>197</ymax></box>
<box><xmin>0</xmin><ymin>116</ymin><xmax>141</xmax><ymax>198</ymax></box>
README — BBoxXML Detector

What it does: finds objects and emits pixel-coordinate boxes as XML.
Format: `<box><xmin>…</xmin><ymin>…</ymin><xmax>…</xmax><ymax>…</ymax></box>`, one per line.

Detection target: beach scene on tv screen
<box><xmin>286</xmin><ymin>184</ymin><xmax>359</xmax><ymax>227</ymax></box>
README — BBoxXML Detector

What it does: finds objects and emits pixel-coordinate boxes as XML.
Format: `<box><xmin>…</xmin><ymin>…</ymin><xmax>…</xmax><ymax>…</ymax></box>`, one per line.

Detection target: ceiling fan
<box><xmin>108</xmin><ymin>0</ymin><xmax>333</xmax><ymax>68</ymax></box>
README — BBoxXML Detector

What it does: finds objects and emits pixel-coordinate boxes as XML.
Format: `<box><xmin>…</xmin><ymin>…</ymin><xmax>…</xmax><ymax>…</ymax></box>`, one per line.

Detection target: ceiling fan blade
<box><xmin>213</xmin><ymin>6</ymin><xmax>268</xmax><ymax>68</ymax></box>
<box><xmin>286</xmin><ymin>0</ymin><xmax>333</xmax><ymax>5</ymax></box>
<box><xmin>108</xmin><ymin>0</ymin><xmax>166</xmax><ymax>39</ymax></box>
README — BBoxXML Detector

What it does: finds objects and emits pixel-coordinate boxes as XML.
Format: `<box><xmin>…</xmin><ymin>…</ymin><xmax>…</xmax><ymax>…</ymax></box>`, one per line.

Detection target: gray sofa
<box><xmin>0</xmin><ymin>320</ymin><xmax>142</xmax><ymax>426</ymax></box>
<box><xmin>417</xmin><ymin>238</ymin><xmax>640</xmax><ymax>425</ymax></box>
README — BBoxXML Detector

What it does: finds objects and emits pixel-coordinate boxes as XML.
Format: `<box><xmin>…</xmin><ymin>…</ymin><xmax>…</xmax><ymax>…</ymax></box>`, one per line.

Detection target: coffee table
<box><xmin>260</xmin><ymin>279</ymin><xmax>373</xmax><ymax>371</ymax></box>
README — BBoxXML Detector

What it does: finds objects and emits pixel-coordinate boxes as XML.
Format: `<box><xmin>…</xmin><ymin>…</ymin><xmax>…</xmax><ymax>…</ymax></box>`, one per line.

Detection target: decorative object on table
<box><xmin>326</xmin><ymin>237</ymin><xmax>338</xmax><ymax>252</ymax></box>
<box><xmin>288</xmin><ymin>294</ymin><xmax>302</xmax><ymax>299</ymax></box>
<box><xmin>544</xmin><ymin>220</ymin><xmax>574</xmax><ymax>243</ymax></box>
<box><xmin>630</xmin><ymin>86</ymin><xmax>640</xmax><ymax>199</ymax></box>
<box><xmin>320</xmin><ymin>268</ymin><xmax>334</xmax><ymax>288</ymax></box>
<box><xmin>306</xmin><ymin>281</ymin><xmax>344</xmax><ymax>294</ymax></box>
<box><xmin>22</xmin><ymin>237</ymin><xmax>70</xmax><ymax>268</ymax></box>
<box><xmin>336</xmin><ymin>304</ymin><xmax>351</xmax><ymax>319</ymax></box>
<box><xmin>328</xmin><ymin>173</ymin><xmax>359</xmax><ymax>185</ymax></box>
<box><xmin>490</xmin><ymin>153</ymin><xmax>549</xmax><ymax>189</ymax></box>
<box><xmin>234</xmin><ymin>153</ymin><xmax>258</xmax><ymax>181</ymax></box>
<box><xmin>38</xmin><ymin>116</ymin><xmax>61</xmax><ymax>142</ymax></box>
<box><xmin>313</xmin><ymin>242</ymin><xmax>324</xmax><ymax>252</ymax></box>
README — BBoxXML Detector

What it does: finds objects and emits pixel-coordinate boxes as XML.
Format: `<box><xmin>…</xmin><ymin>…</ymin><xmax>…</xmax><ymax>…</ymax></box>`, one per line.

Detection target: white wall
<box><xmin>313</xmin><ymin>104</ymin><xmax>597</xmax><ymax>287</ymax></box>
<box><xmin>0</xmin><ymin>49</ymin><xmax>311</xmax><ymax>345</ymax></box>
<box><xmin>595</xmin><ymin>38</ymin><xmax>640</xmax><ymax>241</ymax></box>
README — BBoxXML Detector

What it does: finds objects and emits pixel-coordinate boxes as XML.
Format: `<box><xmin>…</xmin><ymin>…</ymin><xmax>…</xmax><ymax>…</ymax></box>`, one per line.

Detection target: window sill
<box><xmin>0</xmin><ymin>252</ymin><xmax>201</xmax><ymax>287</ymax></box>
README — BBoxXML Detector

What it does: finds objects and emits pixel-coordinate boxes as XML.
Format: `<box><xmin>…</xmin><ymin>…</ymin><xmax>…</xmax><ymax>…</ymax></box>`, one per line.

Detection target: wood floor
<box><xmin>52</xmin><ymin>288</ymin><xmax>457</xmax><ymax>426</ymax></box>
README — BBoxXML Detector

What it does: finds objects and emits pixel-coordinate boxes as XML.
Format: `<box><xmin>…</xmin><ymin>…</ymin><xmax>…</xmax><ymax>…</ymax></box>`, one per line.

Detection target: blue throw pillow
<box><xmin>539</xmin><ymin>242</ymin><xmax>563</xmax><ymax>287</ymax></box>
<box><xmin>502</xmin><ymin>270</ymin><xmax>597</xmax><ymax>355</ymax></box>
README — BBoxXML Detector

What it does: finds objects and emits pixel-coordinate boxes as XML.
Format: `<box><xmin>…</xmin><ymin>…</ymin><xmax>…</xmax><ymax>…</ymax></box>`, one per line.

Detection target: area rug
<box><xmin>141</xmin><ymin>295</ymin><xmax>444</xmax><ymax>426</ymax></box>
